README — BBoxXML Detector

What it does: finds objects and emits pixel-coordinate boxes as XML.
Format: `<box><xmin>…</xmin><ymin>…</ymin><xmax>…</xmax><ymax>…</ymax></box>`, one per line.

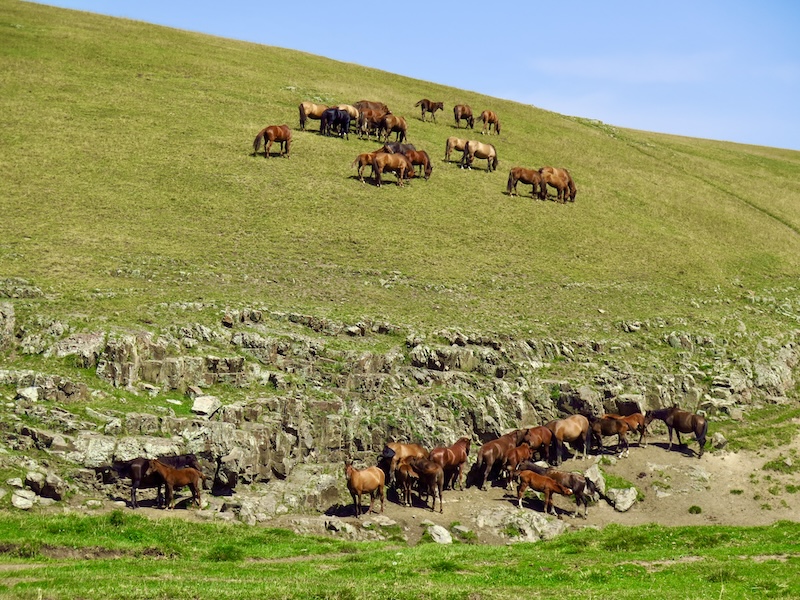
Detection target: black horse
<box><xmin>108</xmin><ymin>454</ymin><xmax>202</xmax><ymax>508</ymax></box>
<box><xmin>320</xmin><ymin>108</ymin><xmax>351</xmax><ymax>139</ymax></box>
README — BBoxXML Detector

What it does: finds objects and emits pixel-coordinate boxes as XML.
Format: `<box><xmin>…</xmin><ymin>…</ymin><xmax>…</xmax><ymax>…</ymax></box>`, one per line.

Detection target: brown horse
<box><xmin>145</xmin><ymin>459</ymin><xmax>204</xmax><ymax>509</ymax></box>
<box><xmin>519</xmin><ymin>462</ymin><xmax>597</xmax><ymax>519</ymax></box>
<box><xmin>396</xmin><ymin>459</ymin><xmax>417</xmax><ymax>507</ymax></box>
<box><xmin>590</xmin><ymin>416</ymin><xmax>631</xmax><ymax>458</ymax></box>
<box><xmin>479</xmin><ymin>110</ymin><xmax>501</xmax><ymax>135</ymax></box>
<box><xmin>546</xmin><ymin>414</ymin><xmax>591</xmax><ymax>465</ymax></box>
<box><xmin>351</xmin><ymin>152</ymin><xmax>378</xmax><ymax>183</ymax></box>
<box><xmin>380</xmin><ymin>114</ymin><xmax>408</xmax><ymax>142</ymax></box>
<box><xmin>461</xmin><ymin>141</ymin><xmax>498</xmax><ymax>172</ymax></box>
<box><xmin>252</xmin><ymin>125</ymin><xmax>292</xmax><ymax>158</ymax></box>
<box><xmin>644</xmin><ymin>405</ymin><xmax>708</xmax><ymax>458</ymax></box>
<box><xmin>405</xmin><ymin>457</ymin><xmax>444</xmax><ymax>513</ymax></box>
<box><xmin>539</xmin><ymin>166</ymin><xmax>577</xmax><ymax>203</ymax></box>
<box><xmin>429</xmin><ymin>437</ymin><xmax>471</xmax><ymax>490</ymax></box>
<box><xmin>415</xmin><ymin>99</ymin><xmax>444</xmax><ymax>122</ymax></box>
<box><xmin>444</xmin><ymin>136</ymin><xmax>469</xmax><ymax>162</ymax></box>
<box><xmin>372</xmin><ymin>152</ymin><xmax>415</xmax><ymax>187</ymax></box>
<box><xmin>355</xmin><ymin>100</ymin><xmax>390</xmax><ymax>113</ymax></box>
<box><xmin>381</xmin><ymin>442</ymin><xmax>429</xmax><ymax>485</ymax></box>
<box><xmin>109</xmin><ymin>454</ymin><xmax>202</xmax><ymax>509</ymax></box>
<box><xmin>469</xmin><ymin>429</ymin><xmax>528</xmax><ymax>490</ymax></box>
<box><xmin>404</xmin><ymin>149</ymin><xmax>433</xmax><ymax>180</ymax></box>
<box><xmin>344</xmin><ymin>460</ymin><xmax>385</xmax><ymax>517</ymax></box>
<box><xmin>453</xmin><ymin>104</ymin><xmax>474</xmax><ymax>129</ymax></box>
<box><xmin>358</xmin><ymin>108</ymin><xmax>389</xmax><ymax>140</ymax></box>
<box><xmin>516</xmin><ymin>470</ymin><xmax>573</xmax><ymax>516</ymax></box>
<box><xmin>603</xmin><ymin>413</ymin><xmax>648</xmax><ymax>446</ymax></box>
<box><xmin>507</xmin><ymin>167</ymin><xmax>547</xmax><ymax>199</ymax></box>
<box><xmin>298</xmin><ymin>101</ymin><xmax>329</xmax><ymax>131</ymax></box>
<box><xmin>502</xmin><ymin>443</ymin><xmax>533</xmax><ymax>489</ymax></box>
<box><xmin>523</xmin><ymin>426</ymin><xmax>553</xmax><ymax>462</ymax></box>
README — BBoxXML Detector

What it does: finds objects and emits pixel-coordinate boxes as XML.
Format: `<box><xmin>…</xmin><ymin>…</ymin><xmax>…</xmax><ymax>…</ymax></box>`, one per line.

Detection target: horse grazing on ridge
<box><xmin>372</xmin><ymin>152</ymin><xmax>415</xmax><ymax>186</ymax></box>
<box><xmin>461</xmin><ymin>141</ymin><xmax>498</xmax><ymax>172</ymax></box>
<box><xmin>516</xmin><ymin>470</ymin><xmax>573</xmax><ymax>516</ymax></box>
<box><xmin>453</xmin><ymin>104</ymin><xmax>474</xmax><ymax>129</ymax></box>
<box><xmin>252</xmin><ymin>125</ymin><xmax>292</xmax><ymax>158</ymax></box>
<box><xmin>539</xmin><ymin>166</ymin><xmax>577</xmax><ymax>202</ymax></box>
<box><xmin>507</xmin><ymin>167</ymin><xmax>546</xmax><ymax>198</ymax></box>
<box><xmin>479</xmin><ymin>110</ymin><xmax>500</xmax><ymax>135</ymax></box>
<box><xmin>298</xmin><ymin>101</ymin><xmax>329</xmax><ymax>130</ymax></box>
<box><xmin>644</xmin><ymin>405</ymin><xmax>708</xmax><ymax>458</ymax></box>
<box><xmin>404</xmin><ymin>149</ymin><xmax>433</xmax><ymax>180</ymax></box>
<box><xmin>444</xmin><ymin>136</ymin><xmax>469</xmax><ymax>162</ymax></box>
<box><xmin>415</xmin><ymin>99</ymin><xmax>444</xmax><ymax>122</ymax></box>
<box><xmin>379</xmin><ymin>114</ymin><xmax>409</xmax><ymax>143</ymax></box>
<box><xmin>351</xmin><ymin>152</ymin><xmax>379</xmax><ymax>183</ymax></box>
<box><xmin>589</xmin><ymin>416</ymin><xmax>631</xmax><ymax>458</ymax></box>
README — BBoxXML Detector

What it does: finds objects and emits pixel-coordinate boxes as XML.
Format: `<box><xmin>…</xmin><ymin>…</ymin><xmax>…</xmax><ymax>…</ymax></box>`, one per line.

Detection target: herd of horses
<box><xmin>345</xmin><ymin>405</ymin><xmax>708</xmax><ymax>519</ymax></box>
<box><xmin>251</xmin><ymin>98</ymin><xmax>577</xmax><ymax>200</ymax></box>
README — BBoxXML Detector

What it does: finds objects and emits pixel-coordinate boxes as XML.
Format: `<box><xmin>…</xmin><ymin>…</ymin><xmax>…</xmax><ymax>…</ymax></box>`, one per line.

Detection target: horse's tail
<box><xmin>253</xmin><ymin>130</ymin><xmax>264</xmax><ymax>154</ymax></box>
<box><xmin>506</xmin><ymin>171</ymin><xmax>515</xmax><ymax>194</ymax></box>
<box><xmin>350</xmin><ymin>157</ymin><xmax>359</xmax><ymax>168</ymax></box>
<box><xmin>491</xmin><ymin>148</ymin><xmax>498</xmax><ymax>171</ymax></box>
<box><xmin>414</xmin><ymin>99</ymin><xmax>423</xmax><ymax>107</ymax></box>
<box><xmin>697</xmin><ymin>417</ymin><xmax>709</xmax><ymax>454</ymax></box>
<box><xmin>298</xmin><ymin>103</ymin><xmax>307</xmax><ymax>129</ymax></box>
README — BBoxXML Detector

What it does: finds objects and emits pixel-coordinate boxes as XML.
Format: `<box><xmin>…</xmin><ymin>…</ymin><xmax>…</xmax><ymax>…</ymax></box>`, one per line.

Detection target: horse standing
<box><xmin>603</xmin><ymin>413</ymin><xmax>648</xmax><ymax>446</ymax></box>
<box><xmin>344</xmin><ymin>460</ymin><xmax>385</xmax><ymax>517</ymax></box>
<box><xmin>444</xmin><ymin>136</ymin><xmax>468</xmax><ymax>162</ymax></box>
<box><xmin>379</xmin><ymin>114</ymin><xmax>409</xmax><ymax>143</ymax></box>
<box><xmin>354</xmin><ymin>100</ymin><xmax>390</xmax><ymax>113</ymax></box>
<box><xmin>546</xmin><ymin>414</ymin><xmax>591</xmax><ymax>465</ymax></box>
<box><xmin>644</xmin><ymin>405</ymin><xmax>708</xmax><ymax>457</ymax></box>
<box><xmin>372</xmin><ymin>152</ymin><xmax>415</xmax><ymax>187</ymax></box>
<box><xmin>429</xmin><ymin>437</ymin><xmax>471</xmax><ymax>490</ymax></box>
<box><xmin>461</xmin><ymin>141</ymin><xmax>498</xmax><ymax>172</ymax></box>
<box><xmin>507</xmin><ymin>167</ymin><xmax>546</xmax><ymax>199</ymax></box>
<box><xmin>523</xmin><ymin>425</ymin><xmax>553</xmax><ymax>462</ymax></box>
<box><xmin>320</xmin><ymin>108</ymin><xmax>351</xmax><ymax>139</ymax></box>
<box><xmin>405</xmin><ymin>457</ymin><xmax>444</xmax><ymax>513</ymax></box>
<box><xmin>351</xmin><ymin>152</ymin><xmax>378</xmax><ymax>183</ymax></box>
<box><xmin>539</xmin><ymin>166</ymin><xmax>577</xmax><ymax>203</ymax></box>
<box><xmin>453</xmin><ymin>104</ymin><xmax>474</xmax><ymax>129</ymax></box>
<box><xmin>519</xmin><ymin>462</ymin><xmax>597</xmax><ymax>519</ymax></box>
<box><xmin>109</xmin><ymin>454</ymin><xmax>202</xmax><ymax>508</ymax></box>
<box><xmin>381</xmin><ymin>442</ymin><xmax>429</xmax><ymax>485</ymax></box>
<box><xmin>516</xmin><ymin>470</ymin><xmax>573</xmax><ymax>516</ymax></box>
<box><xmin>479</xmin><ymin>110</ymin><xmax>501</xmax><ymax>135</ymax></box>
<box><xmin>415</xmin><ymin>99</ymin><xmax>444</xmax><ymax>122</ymax></box>
<box><xmin>145</xmin><ymin>459</ymin><xmax>204</xmax><ymax>509</ymax></box>
<box><xmin>252</xmin><ymin>125</ymin><xmax>292</xmax><ymax>158</ymax></box>
<box><xmin>502</xmin><ymin>443</ymin><xmax>533</xmax><ymax>489</ymax></box>
<box><xmin>469</xmin><ymin>429</ymin><xmax>528</xmax><ymax>490</ymax></box>
<box><xmin>298</xmin><ymin>101</ymin><xmax>329</xmax><ymax>131</ymax></box>
<box><xmin>358</xmin><ymin>108</ymin><xmax>389</xmax><ymax>140</ymax></box>
<box><xmin>590</xmin><ymin>416</ymin><xmax>631</xmax><ymax>458</ymax></box>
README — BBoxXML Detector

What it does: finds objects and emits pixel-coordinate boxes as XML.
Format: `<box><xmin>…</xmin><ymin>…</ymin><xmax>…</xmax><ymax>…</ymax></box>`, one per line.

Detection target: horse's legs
<box><xmin>666</xmin><ymin>426</ymin><xmax>674</xmax><ymax>451</ymax></box>
<box><xmin>517</xmin><ymin>481</ymin><xmax>528</xmax><ymax>508</ymax></box>
<box><xmin>264</xmin><ymin>139</ymin><xmax>273</xmax><ymax>158</ymax></box>
<box><xmin>130</xmin><ymin>483</ymin><xmax>138</xmax><ymax>509</ymax></box>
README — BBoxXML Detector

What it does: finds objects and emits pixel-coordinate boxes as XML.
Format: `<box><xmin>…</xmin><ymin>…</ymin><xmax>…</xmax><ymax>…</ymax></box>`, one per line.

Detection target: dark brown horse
<box><xmin>479</xmin><ymin>110</ymin><xmax>501</xmax><ymax>135</ymax></box>
<box><xmin>379</xmin><ymin>114</ymin><xmax>409</xmax><ymax>142</ymax></box>
<box><xmin>461</xmin><ymin>141</ymin><xmax>498</xmax><ymax>172</ymax></box>
<box><xmin>444</xmin><ymin>136</ymin><xmax>469</xmax><ymax>162</ymax></box>
<box><xmin>590</xmin><ymin>416</ymin><xmax>631</xmax><ymax>458</ymax></box>
<box><xmin>507</xmin><ymin>167</ymin><xmax>546</xmax><ymax>199</ymax></box>
<box><xmin>344</xmin><ymin>460</ymin><xmax>385</xmax><ymax>517</ymax></box>
<box><xmin>603</xmin><ymin>413</ymin><xmax>648</xmax><ymax>446</ymax></box>
<box><xmin>404</xmin><ymin>149</ymin><xmax>433</xmax><ymax>180</ymax></box>
<box><xmin>298</xmin><ymin>101</ymin><xmax>329</xmax><ymax>131</ymax></box>
<box><xmin>252</xmin><ymin>124</ymin><xmax>292</xmax><ymax>158</ymax></box>
<box><xmin>516</xmin><ymin>470</ymin><xmax>573</xmax><ymax>516</ymax></box>
<box><xmin>523</xmin><ymin>425</ymin><xmax>553</xmax><ymax>462</ymax></box>
<box><xmin>372</xmin><ymin>152</ymin><xmax>415</xmax><ymax>187</ymax></box>
<box><xmin>546</xmin><ymin>414</ymin><xmax>591</xmax><ymax>465</ymax></box>
<box><xmin>469</xmin><ymin>429</ymin><xmax>528</xmax><ymax>490</ymax></box>
<box><xmin>429</xmin><ymin>437</ymin><xmax>471</xmax><ymax>490</ymax></box>
<box><xmin>539</xmin><ymin>166</ymin><xmax>577</xmax><ymax>203</ymax></box>
<box><xmin>453</xmin><ymin>104</ymin><xmax>474</xmax><ymax>129</ymax></box>
<box><xmin>405</xmin><ymin>456</ymin><xmax>444</xmax><ymax>513</ymax></box>
<box><xmin>502</xmin><ymin>443</ymin><xmax>533</xmax><ymax>489</ymax></box>
<box><xmin>644</xmin><ymin>405</ymin><xmax>708</xmax><ymax>458</ymax></box>
<box><xmin>519</xmin><ymin>461</ymin><xmax>597</xmax><ymax>519</ymax></box>
<box><xmin>415</xmin><ymin>99</ymin><xmax>444</xmax><ymax>122</ymax></box>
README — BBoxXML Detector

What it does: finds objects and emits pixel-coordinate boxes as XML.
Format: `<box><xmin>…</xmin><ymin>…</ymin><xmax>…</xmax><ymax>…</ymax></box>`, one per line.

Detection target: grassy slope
<box><xmin>2</xmin><ymin>0</ymin><xmax>800</xmax><ymax>338</ymax></box>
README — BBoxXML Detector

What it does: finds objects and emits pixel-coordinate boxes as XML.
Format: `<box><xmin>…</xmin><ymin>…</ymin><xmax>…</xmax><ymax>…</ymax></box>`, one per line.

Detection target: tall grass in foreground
<box><xmin>0</xmin><ymin>512</ymin><xmax>797</xmax><ymax>599</ymax></box>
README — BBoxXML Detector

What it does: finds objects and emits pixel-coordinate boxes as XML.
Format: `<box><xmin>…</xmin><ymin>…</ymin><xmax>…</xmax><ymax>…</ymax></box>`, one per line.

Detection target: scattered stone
<box><xmin>192</xmin><ymin>395</ymin><xmax>221</xmax><ymax>418</ymax></box>
<box><xmin>606</xmin><ymin>487</ymin><xmax>638</xmax><ymax>512</ymax></box>
<box><xmin>426</xmin><ymin>524</ymin><xmax>452</xmax><ymax>544</ymax></box>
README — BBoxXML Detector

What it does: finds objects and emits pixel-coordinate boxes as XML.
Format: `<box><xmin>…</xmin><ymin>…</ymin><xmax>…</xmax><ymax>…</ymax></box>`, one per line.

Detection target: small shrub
<box><xmin>205</xmin><ymin>544</ymin><xmax>244</xmax><ymax>562</ymax></box>
<box><xmin>688</xmin><ymin>505</ymin><xmax>702</xmax><ymax>514</ymax></box>
<box><xmin>729</xmin><ymin>489</ymin><xmax>744</xmax><ymax>495</ymax></box>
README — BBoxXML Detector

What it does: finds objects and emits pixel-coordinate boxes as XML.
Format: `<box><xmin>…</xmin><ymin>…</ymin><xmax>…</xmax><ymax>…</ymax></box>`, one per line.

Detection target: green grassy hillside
<box><xmin>2</xmin><ymin>0</ymin><xmax>800</xmax><ymax>335</ymax></box>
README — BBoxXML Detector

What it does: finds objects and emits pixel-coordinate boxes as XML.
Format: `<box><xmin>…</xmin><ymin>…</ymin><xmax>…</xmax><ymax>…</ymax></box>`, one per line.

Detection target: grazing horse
<box><xmin>523</xmin><ymin>426</ymin><xmax>553</xmax><ymax>462</ymax></box>
<box><xmin>453</xmin><ymin>104</ymin><xmax>474</xmax><ymax>129</ymax></box>
<box><xmin>344</xmin><ymin>460</ymin><xmax>385</xmax><ymax>517</ymax></box>
<box><xmin>380</xmin><ymin>114</ymin><xmax>409</xmax><ymax>142</ymax></box>
<box><xmin>539</xmin><ymin>166</ymin><xmax>577</xmax><ymax>203</ymax></box>
<box><xmin>145</xmin><ymin>459</ymin><xmax>204</xmax><ymax>509</ymax></box>
<box><xmin>351</xmin><ymin>152</ymin><xmax>378</xmax><ymax>183</ymax></box>
<box><xmin>358</xmin><ymin>108</ymin><xmax>389</xmax><ymax>140</ymax></box>
<box><xmin>372</xmin><ymin>152</ymin><xmax>415</xmax><ymax>187</ymax></box>
<box><xmin>603</xmin><ymin>413</ymin><xmax>648</xmax><ymax>446</ymax></box>
<box><xmin>519</xmin><ymin>461</ymin><xmax>597</xmax><ymax>519</ymax></box>
<box><xmin>337</xmin><ymin>104</ymin><xmax>359</xmax><ymax>130</ymax></box>
<box><xmin>381</xmin><ymin>442</ymin><xmax>429</xmax><ymax>485</ymax></box>
<box><xmin>461</xmin><ymin>141</ymin><xmax>498</xmax><ymax>172</ymax></box>
<box><xmin>298</xmin><ymin>101</ymin><xmax>329</xmax><ymax>131</ymax></box>
<box><xmin>405</xmin><ymin>457</ymin><xmax>444</xmax><ymax>513</ymax></box>
<box><xmin>109</xmin><ymin>454</ymin><xmax>202</xmax><ymax>509</ymax></box>
<box><xmin>415</xmin><ymin>99</ymin><xmax>444</xmax><ymax>122</ymax></box>
<box><xmin>320</xmin><ymin>108</ymin><xmax>351</xmax><ymax>139</ymax></box>
<box><xmin>507</xmin><ymin>167</ymin><xmax>546</xmax><ymax>199</ymax></box>
<box><xmin>404</xmin><ymin>149</ymin><xmax>433</xmax><ymax>180</ymax></box>
<box><xmin>590</xmin><ymin>416</ymin><xmax>631</xmax><ymax>458</ymax></box>
<box><xmin>644</xmin><ymin>405</ymin><xmax>708</xmax><ymax>458</ymax></box>
<box><xmin>469</xmin><ymin>429</ymin><xmax>528</xmax><ymax>490</ymax></box>
<box><xmin>546</xmin><ymin>414</ymin><xmax>591</xmax><ymax>465</ymax></box>
<box><xmin>479</xmin><ymin>110</ymin><xmax>501</xmax><ymax>135</ymax></box>
<box><xmin>502</xmin><ymin>443</ymin><xmax>533</xmax><ymax>489</ymax></box>
<box><xmin>444</xmin><ymin>136</ymin><xmax>468</xmax><ymax>162</ymax></box>
<box><xmin>252</xmin><ymin>125</ymin><xmax>292</xmax><ymax>158</ymax></box>
<box><xmin>355</xmin><ymin>100</ymin><xmax>390</xmax><ymax>113</ymax></box>
<box><xmin>429</xmin><ymin>437</ymin><xmax>471</xmax><ymax>490</ymax></box>
<box><xmin>516</xmin><ymin>470</ymin><xmax>573</xmax><ymax>516</ymax></box>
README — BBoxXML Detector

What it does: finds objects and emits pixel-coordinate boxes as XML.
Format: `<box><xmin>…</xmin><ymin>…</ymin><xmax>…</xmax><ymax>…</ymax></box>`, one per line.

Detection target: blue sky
<box><xmin>38</xmin><ymin>0</ymin><xmax>800</xmax><ymax>150</ymax></box>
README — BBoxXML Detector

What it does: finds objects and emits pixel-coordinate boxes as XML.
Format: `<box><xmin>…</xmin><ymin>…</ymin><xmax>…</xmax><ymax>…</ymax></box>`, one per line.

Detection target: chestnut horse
<box><xmin>381</xmin><ymin>442</ymin><xmax>429</xmax><ymax>485</ymax></box>
<box><xmin>355</xmin><ymin>100</ymin><xmax>390</xmax><ymax>113</ymax></box>
<box><xmin>109</xmin><ymin>454</ymin><xmax>202</xmax><ymax>509</ymax></box>
<box><xmin>453</xmin><ymin>104</ymin><xmax>474</xmax><ymax>129</ymax></box>
<box><xmin>479</xmin><ymin>110</ymin><xmax>501</xmax><ymax>135</ymax></box>
<box><xmin>344</xmin><ymin>460</ymin><xmax>385</xmax><ymax>517</ymax></box>
<box><xmin>516</xmin><ymin>470</ymin><xmax>573</xmax><ymax>516</ymax></box>
<box><xmin>502</xmin><ymin>443</ymin><xmax>533</xmax><ymax>489</ymax></box>
<box><xmin>539</xmin><ymin>166</ymin><xmax>577</xmax><ymax>203</ymax></box>
<box><xmin>644</xmin><ymin>405</ymin><xmax>708</xmax><ymax>458</ymax></box>
<box><xmin>145</xmin><ymin>459</ymin><xmax>204</xmax><ymax>509</ymax></box>
<box><xmin>380</xmin><ymin>114</ymin><xmax>409</xmax><ymax>142</ymax></box>
<box><xmin>546</xmin><ymin>414</ymin><xmax>591</xmax><ymax>465</ymax></box>
<box><xmin>252</xmin><ymin>125</ymin><xmax>292</xmax><ymax>158</ymax></box>
<box><xmin>523</xmin><ymin>425</ymin><xmax>552</xmax><ymax>462</ymax></box>
<box><xmin>405</xmin><ymin>456</ymin><xmax>444</xmax><ymax>513</ymax></box>
<box><xmin>519</xmin><ymin>461</ymin><xmax>597</xmax><ymax>518</ymax></box>
<box><xmin>373</xmin><ymin>152</ymin><xmax>415</xmax><ymax>187</ymax></box>
<box><xmin>351</xmin><ymin>152</ymin><xmax>378</xmax><ymax>183</ymax></box>
<box><xmin>429</xmin><ymin>437</ymin><xmax>471</xmax><ymax>490</ymax></box>
<box><xmin>461</xmin><ymin>141</ymin><xmax>498</xmax><ymax>172</ymax></box>
<box><xmin>469</xmin><ymin>429</ymin><xmax>528</xmax><ymax>490</ymax></box>
<box><xmin>590</xmin><ymin>416</ymin><xmax>631</xmax><ymax>458</ymax></box>
<box><xmin>298</xmin><ymin>101</ymin><xmax>328</xmax><ymax>130</ymax></box>
<box><xmin>507</xmin><ymin>167</ymin><xmax>546</xmax><ymax>199</ymax></box>
<box><xmin>358</xmin><ymin>108</ymin><xmax>389</xmax><ymax>140</ymax></box>
<box><xmin>404</xmin><ymin>149</ymin><xmax>433</xmax><ymax>180</ymax></box>
<box><xmin>415</xmin><ymin>99</ymin><xmax>444</xmax><ymax>122</ymax></box>
<box><xmin>444</xmin><ymin>136</ymin><xmax>468</xmax><ymax>162</ymax></box>
<box><xmin>603</xmin><ymin>413</ymin><xmax>648</xmax><ymax>446</ymax></box>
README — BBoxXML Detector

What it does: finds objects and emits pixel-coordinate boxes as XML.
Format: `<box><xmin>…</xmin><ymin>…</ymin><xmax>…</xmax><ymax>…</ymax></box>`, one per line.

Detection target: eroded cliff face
<box><xmin>1</xmin><ymin>301</ymin><xmax>798</xmax><ymax>520</ymax></box>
